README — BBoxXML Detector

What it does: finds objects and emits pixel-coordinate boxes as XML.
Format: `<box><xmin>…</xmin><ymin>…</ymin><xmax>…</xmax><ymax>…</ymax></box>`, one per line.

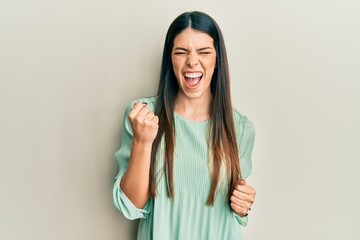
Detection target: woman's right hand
<box><xmin>128</xmin><ymin>102</ymin><xmax>159</xmax><ymax>144</ymax></box>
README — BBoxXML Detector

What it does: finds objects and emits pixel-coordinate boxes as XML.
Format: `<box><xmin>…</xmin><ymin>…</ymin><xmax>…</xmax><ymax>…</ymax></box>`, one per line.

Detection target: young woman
<box><xmin>113</xmin><ymin>11</ymin><xmax>256</xmax><ymax>240</ymax></box>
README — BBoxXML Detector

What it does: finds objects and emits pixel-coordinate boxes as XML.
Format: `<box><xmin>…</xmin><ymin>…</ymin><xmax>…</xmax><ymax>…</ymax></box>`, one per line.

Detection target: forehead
<box><xmin>173</xmin><ymin>28</ymin><xmax>214</xmax><ymax>48</ymax></box>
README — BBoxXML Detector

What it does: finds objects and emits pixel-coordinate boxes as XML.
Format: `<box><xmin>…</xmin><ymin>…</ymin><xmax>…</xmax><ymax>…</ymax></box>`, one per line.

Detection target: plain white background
<box><xmin>1</xmin><ymin>0</ymin><xmax>359</xmax><ymax>239</ymax></box>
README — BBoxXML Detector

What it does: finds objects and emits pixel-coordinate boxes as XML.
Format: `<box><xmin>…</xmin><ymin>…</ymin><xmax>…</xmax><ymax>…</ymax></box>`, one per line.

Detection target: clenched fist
<box><xmin>230</xmin><ymin>179</ymin><xmax>256</xmax><ymax>217</ymax></box>
<box><xmin>128</xmin><ymin>102</ymin><xmax>159</xmax><ymax>144</ymax></box>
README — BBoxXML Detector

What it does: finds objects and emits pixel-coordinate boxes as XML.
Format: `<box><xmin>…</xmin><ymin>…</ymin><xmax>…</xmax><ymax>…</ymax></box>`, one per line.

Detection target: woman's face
<box><xmin>171</xmin><ymin>28</ymin><xmax>217</xmax><ymax>101</ymax></box>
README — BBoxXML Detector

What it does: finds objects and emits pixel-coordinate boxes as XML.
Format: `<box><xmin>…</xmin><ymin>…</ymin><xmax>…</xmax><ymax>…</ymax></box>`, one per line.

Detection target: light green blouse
<box><xmin>113</xmin><ymin>96</ymin><xmax>256</xmax><ymax>240</ymax></box>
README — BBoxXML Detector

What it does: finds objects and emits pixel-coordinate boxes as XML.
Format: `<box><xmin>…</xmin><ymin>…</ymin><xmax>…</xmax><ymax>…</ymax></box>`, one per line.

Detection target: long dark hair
<box><xmin>149</xmin><ymin>11</ymin><xmax>241</xmax><ymax>205</ymax></box>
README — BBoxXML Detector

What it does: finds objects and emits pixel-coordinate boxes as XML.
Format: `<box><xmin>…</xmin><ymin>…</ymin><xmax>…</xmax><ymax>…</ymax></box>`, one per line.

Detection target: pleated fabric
<box><xmin>113</xmin><ymin>96</ymin><xmax>256</xmax><ymax>240</ymax></box>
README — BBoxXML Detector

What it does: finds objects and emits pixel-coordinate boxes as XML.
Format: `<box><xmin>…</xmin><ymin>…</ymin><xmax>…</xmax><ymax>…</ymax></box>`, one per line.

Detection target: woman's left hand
<box><xmin>230</xmin><ymin>179</ymin><xmax>256</xmax><ymax>217</ymax></box>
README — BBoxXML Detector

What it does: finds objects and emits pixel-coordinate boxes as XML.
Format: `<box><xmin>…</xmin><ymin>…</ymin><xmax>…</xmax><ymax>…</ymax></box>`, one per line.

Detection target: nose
<box><xmin>186</xmin><ymin>52</ymin><xmax>199</xmax><ymax>67</ymax></box>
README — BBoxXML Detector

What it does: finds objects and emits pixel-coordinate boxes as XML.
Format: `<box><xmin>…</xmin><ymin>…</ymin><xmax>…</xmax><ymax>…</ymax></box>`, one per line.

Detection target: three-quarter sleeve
<box><xmin>233</xmin><ymin>115</ymin><xmax>256</xmax><ymax>227</ymax></box>
<box><xmin>239</xmin><ymin>117</ymin><xmax>256</xmax><ymax>180</ymax></box>
<box><xmin>112</xmin><ymin>101</ymin><xmax>152</xmax><ymax>220</ymax></box>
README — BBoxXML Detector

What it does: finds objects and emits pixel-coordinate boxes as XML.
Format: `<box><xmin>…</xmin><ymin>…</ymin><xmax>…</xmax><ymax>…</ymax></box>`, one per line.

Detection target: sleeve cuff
<box><xmin>233</xmin><ymin>212</ymin><xmax>249</xmax><ymax>227</ymax></box>
<box><xmin>113</xmin><ymin>174</ymin><xmax>151</xmax><ymax>220</ymax></box>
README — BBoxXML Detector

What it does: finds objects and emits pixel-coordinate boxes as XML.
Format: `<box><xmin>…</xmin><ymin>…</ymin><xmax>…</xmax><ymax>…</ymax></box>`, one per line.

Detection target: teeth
<box><xmin>184</xmin><ymin>72</ymin><xmax>203</xmax><ymax>78</ymax></box>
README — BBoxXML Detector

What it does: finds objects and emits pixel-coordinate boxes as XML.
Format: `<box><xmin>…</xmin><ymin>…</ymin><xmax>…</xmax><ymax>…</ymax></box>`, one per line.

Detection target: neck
<box><xmin>174</xmin><ymin>93</ymin><xmax>213</xmax><ymax>122</ymax></box>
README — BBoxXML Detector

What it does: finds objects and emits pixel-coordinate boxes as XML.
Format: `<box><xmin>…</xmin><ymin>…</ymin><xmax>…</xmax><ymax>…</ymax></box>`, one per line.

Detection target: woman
<box><xmin>113</xmin><ymin>11</ymin><xmax>256</xmax><ymax>240</ymax></box>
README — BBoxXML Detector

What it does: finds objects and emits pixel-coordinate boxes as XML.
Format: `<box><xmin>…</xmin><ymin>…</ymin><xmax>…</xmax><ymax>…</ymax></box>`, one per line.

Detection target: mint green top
<box><xmin>113</xmin><ymin>96</ymin><xmax>256</xmax><ymax>240</ymax></box>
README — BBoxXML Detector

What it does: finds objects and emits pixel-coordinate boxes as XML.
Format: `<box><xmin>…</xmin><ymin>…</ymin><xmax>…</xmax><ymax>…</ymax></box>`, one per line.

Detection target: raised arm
<box><xmin>119</xmin><ymin>102</ymin><xmax>159</xmax><ymax>208</ymax></box>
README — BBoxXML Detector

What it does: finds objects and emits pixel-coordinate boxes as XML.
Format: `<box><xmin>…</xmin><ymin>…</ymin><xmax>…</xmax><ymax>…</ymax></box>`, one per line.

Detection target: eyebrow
<box><xmin>173</xmin><ymin>47</ymin><xmax>213</xmax><ymax>51</ymax></box>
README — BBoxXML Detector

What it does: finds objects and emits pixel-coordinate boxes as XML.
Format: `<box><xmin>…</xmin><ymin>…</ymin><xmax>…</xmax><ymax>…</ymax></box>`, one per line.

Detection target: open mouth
<box><xmin>184</xmin><ymin>72</ymin><xmax>203</xmax><ymax>88</ymax></box>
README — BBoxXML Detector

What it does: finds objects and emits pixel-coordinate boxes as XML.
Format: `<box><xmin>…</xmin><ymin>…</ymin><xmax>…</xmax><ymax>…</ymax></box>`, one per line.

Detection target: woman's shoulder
<box><xmin>232</xmin><ymin>108</ymin><xmax>250</xmax><ymax>124</ymax></box>
<box><xmin>232</xmin><ymin>108</ymin><xmax>255</xmax><ymax>139</ymax></box>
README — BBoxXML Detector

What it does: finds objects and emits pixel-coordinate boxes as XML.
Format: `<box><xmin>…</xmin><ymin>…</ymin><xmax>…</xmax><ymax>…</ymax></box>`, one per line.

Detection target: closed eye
<box><xmin>174</xmin><ymin>52</ymin><xmax>187</xmax><ymax>55</ymax></box>
<box><xmin>199</xmin><ymin>52</ymin><xmax>212</xmax><ymax>55</ymax></box>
